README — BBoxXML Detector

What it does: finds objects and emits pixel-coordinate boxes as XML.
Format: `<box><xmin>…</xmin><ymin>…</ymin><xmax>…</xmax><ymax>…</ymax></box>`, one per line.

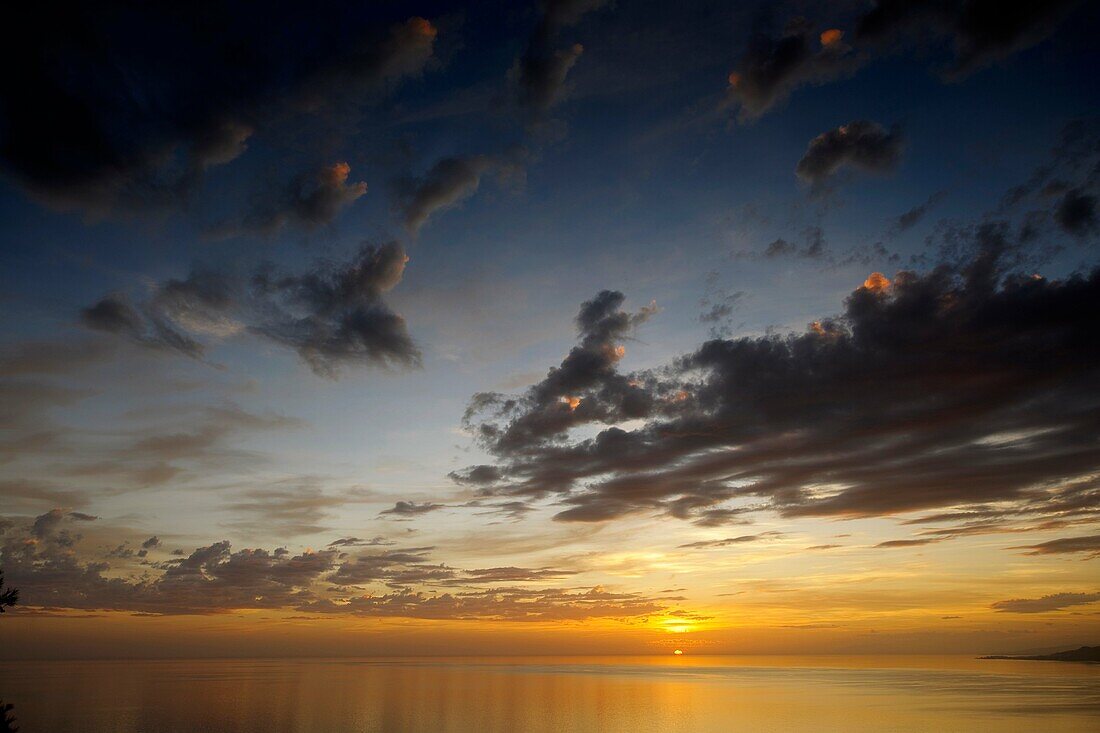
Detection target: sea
<box><xmin>2</xmin><ymin>655</ymin><xmax>1098</xmax><ymax>732</ymax></box>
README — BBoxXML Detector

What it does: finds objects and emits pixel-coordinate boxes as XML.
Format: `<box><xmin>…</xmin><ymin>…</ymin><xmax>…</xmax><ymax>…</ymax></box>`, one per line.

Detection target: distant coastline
<box><xmin>980</xmin><ymin>646</ymin><xmax>1099</xmax><ymax>663</ymax></box>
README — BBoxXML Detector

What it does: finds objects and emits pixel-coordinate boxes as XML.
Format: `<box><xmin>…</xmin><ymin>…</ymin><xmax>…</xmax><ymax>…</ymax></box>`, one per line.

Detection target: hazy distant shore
<box><xmin>980</xmin><ymin>646</ymin><xmax>1099</xmax><ymax>663</ymax></box>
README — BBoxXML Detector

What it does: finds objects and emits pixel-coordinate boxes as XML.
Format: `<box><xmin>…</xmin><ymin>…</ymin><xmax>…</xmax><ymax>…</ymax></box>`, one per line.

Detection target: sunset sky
<box><xmin>1</xmin><ymin>0</ymin><xmax>1098</xmax><ymax>659</ymax></box>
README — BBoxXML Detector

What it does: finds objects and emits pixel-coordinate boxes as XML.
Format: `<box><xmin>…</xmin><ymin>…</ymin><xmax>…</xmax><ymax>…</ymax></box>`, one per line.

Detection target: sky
<box><xmin>1</xmin><ymin>0</ymin><xmax>1098</xmax><ymax>659</ymax></box>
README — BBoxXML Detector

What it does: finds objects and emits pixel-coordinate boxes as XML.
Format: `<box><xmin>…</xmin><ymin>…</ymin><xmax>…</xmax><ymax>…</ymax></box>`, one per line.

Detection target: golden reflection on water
<box><xmin>5</xmin><ymin>656</ymin><xmax>1099</xmax><ymax>732</ymax></box>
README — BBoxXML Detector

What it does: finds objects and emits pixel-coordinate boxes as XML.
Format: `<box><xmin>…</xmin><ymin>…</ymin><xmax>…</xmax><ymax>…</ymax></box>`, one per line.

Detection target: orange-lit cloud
<box><xmin>862</xmin><ymin>272</ymin><xmax>890</xmax><ymax>292</ymax></box>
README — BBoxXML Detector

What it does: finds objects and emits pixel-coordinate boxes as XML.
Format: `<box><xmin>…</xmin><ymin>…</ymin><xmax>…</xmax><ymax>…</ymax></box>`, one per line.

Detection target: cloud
<box><xmin>678</xmin><ymin>532</ymin><xmax>781</xmax><ymax>549</ymax></box>
<box><xmin>1055</xmin><ymin>188</ymin><xmax>1098</xmax><ymax>237</ymax></box>
<box><xmin>396</xmin><ymin>153</ymin><xmax>525</xmax><ymax>233</ymax></box>
<box><xmin>0</xmin><ymin>480</ymin><xmax>91</xmax><ymax>513</ymax></box>
<box><xmin>82</xmin><ymin>295</ymin><xmax>207</xmax><ymax>359</ymax></box>
<box><xmin>456</xmin><ymin>567</ymin><xmax>578</xmax><ymax>583</ymax></box>
<box><xmin>83</xmin><ymin>242</ymin><xmax>420</xmax><ymax>377</ymax></box>
<box><xmin>398</xmin><ymin>156</ymin><xmax>494</xmax><ymax>232</ymax></box>
<box><xmin>31</xmin><ymin>508</ymin><xmax>66</xmax><ymax>539</ymax></box>
<box><xmin>1013</xmin><ymin>535</ymin><xmax>1100</xmax><ymax>556</ymax></box>
<box><xmin>2</xmin><ymin>512</ymin><xmax>339</xmax><ymax>614</ymax></box>
<box><xmin>457</xmin><ymin>224</ymin><xmax>1100</xmax><ymax>529</ymax></box>
<box><xmin>226</xmin><ymin>483</ymin><xmax>368</xmax><ymax>537</ymax></box>
<box><xmin>893</xmin><ymin>190</ymin><xmax>947</xmax><ymax>232</ymax></box>
<box><xmin>0</xmin><ymin>6</ymin><xmax>437</xmax><ymax>215</ymax></box>
<box><xmin>449</xmin><ymin>465</ymin><xmax>504</xmax><ymax>486</ymax></box>
<box><xmin>209</xmin><ymin>162</ymin><xmax>368</xmax><ymax>238</ymax></box>
<box><xmin>795</xmin><ymin>121</ymin><xmax>905</xmax><ymax>188</ymax></box>
<box><xmin>997</xmin><ymin>119</ymin><xmax>1100</xmax><ymax>244</ymax></box>
<box><xmin>874</xmin><ymin>538</ymin><xmax>941</xmax><ymax>548</ymax></box>
<box><xmin>724</xmin><ymin>19</ymin><xmax>861</xmax><ymax>120</ymax></box>
<box><xmin>462</xmin><ymin>499</ymin><xmax>536</xmax><ymax>522</ymax></box>
<box><xmin>65</xmin><ymin>405</ymin><xmax>301</xmax><ymax>489</ymax></box>
<box><xmin>327</xmin><ymin>537</ymin><xmax>393</xmax><ymax>548</ymax></box>
<box><xmin>303</xmin><ymin>585</ymin><xmax>663</xmax><ymax>621</ymax></box>
<box><xmin>720</xmin><ymin>3</ymin><xmax>1081</xmax><ymax>121</ymax></box>
<box><xmin>854</xmin><ymin>0</ymin><xmax>1080</xmax><ymax>80</ymax></box>
<box><xmin>2</xmin><ymin>513</ymin><xmax>670</xmax><ymax>622</ymax></box>
<box><xmin>758</xmin><ymin>227</ymin><xmax>828</xmax><ymax>260</ymax></box>
<box><xmin>461</xmin><ymin>290</ymin><xmax>657</xmax><ymax>469</ymax></box>
<box><xmin>328</xmin><ymin>547</ymin><xmax>456</xmax><ymax>587</ymax></box>
<box><xmin>513</xmin><ymin>0</ymin><xmax>610</xmax><ymax>122</ymax></box>
<box><xmin>379</xmin><ymin>501</ymin><xmax>444</xmax><ymax>518</ymax></box>
<box><xmin>0</xmin><ymin>340</ymin><xmax>115</xmax><ymax>377</ymax></box>
<box><xmin>992</xmin><ymin>592</ymin><xmax>1100</xmax><ymax>613</ymax></box>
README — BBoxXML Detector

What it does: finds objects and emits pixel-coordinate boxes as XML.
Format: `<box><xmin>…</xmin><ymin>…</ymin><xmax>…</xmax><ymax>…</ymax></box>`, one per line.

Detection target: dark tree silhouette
<box><xmin>0</xmin><ymin>701</ymin><xmax>17</xmax><ymax>733</ymax></box>
<box><xmin>0</xmin><ymin>569</ymin><xmax>19</xmax><ymax>731</ymax></box>
<box><xmin>0</xmin><ymin>571</ymin><xmax>18</xmax><ymax>612</ymax></box>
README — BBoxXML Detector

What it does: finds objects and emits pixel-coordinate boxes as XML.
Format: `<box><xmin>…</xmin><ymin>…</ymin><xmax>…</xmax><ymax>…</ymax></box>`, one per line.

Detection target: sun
<box><xmin>673</xmin><ymin>649</ymin><xmax>684</xmax><ymax>655</ymax></box>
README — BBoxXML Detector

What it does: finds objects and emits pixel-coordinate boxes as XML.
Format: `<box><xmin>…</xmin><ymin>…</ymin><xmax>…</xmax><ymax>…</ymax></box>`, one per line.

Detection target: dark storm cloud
<box><xmin>82</xmin><ymin>242</ymin><xmax>419</xmax><ymax>377</ymax></box>
<box><xmin>854</xmin><ymin>0</ymin><xmax>1081</xmax><ymax>80</ymax></box>
<box><xmin>795</xmin><ymin>121</ymin><xmax>905</xmax><ymax>188</ymax></box>
<box><xmin>724</xmin><ymin>19</ymin><xmax>861</xmax><ymax>120</ymax></box>
<box><xmin>513</xmin><ymin>0</ymin><xmax>609</xmax><ymax>122</ymax></box>
<box><xmin>380</xmin><ymin>501</ymin><xmax>444</xmax><ymax>518</ymax></box>
<box><xmin>991</xmin><ymin>592</ymin><xmax>1100</xmax><ymax>613</ymax></box>
<box><xmin>396</xmin><ymin>152</ymin><xmax>525</xmax><ymax>233</ymax></box>
<box><xmin>457</xmin><ymin>225</ymin><xmax>1100</xmax><ymax>529</ymax></box>
<box><xmin>0</xmin><ymin>3</ymin><xmax>437</xmax><ymax>214</ymax></box>
<box><xmin>209</xmin><ymin>162</ymin><xmax>368</xmax><ymax>238</ymax></box>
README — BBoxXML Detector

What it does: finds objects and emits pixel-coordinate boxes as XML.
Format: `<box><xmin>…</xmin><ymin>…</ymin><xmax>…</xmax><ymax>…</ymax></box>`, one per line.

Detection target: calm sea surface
<box><xmin>3</xmin><ymin>655</ymin><xmax>1098</xmax><ymax>732</ymax></box>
